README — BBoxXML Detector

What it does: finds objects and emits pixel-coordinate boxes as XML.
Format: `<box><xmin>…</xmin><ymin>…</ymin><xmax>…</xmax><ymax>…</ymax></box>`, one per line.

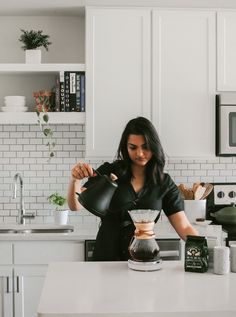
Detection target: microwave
<box><xmin>216</xmin><ymin>93</ymin><xmax>236</xmax><ymax>156</ymax></box>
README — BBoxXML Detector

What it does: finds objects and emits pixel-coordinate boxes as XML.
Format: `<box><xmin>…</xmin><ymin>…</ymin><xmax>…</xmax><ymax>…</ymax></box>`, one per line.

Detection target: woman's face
<box><xmin>127</xmin><ymin>134</ymin><xmax>153</xmax><ymax>167</ymax></box>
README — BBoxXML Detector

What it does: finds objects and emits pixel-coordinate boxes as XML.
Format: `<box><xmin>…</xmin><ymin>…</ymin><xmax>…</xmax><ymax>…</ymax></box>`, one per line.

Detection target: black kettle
<box><xmin>76</xmin><ymin>173</ymin><xmax>118</xmax><ymax>217</ymax></box>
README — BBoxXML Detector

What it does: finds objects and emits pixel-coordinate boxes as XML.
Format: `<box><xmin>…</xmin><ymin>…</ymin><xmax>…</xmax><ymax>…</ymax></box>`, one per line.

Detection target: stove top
<box><xmin>206</xmin><ymin>182</ymin><xmax>236</xmax><ymax>240</ymax></box>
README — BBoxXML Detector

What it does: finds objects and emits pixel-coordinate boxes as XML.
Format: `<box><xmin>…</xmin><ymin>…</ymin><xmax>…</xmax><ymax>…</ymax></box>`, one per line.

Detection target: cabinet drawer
<box><xmin>0</xmin><ymin>242</ymin><xmax>13</xmax><ymax>264</ymax></box>
<box><xmin>14</xmin><ymin>241</ymin><xmax>84</xmax><ymax>264</ymax></box>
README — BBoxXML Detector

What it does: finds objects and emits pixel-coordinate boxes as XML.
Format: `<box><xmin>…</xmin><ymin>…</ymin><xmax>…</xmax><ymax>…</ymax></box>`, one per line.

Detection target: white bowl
<box><xmin>4</xmin><ymin>101</ymin><xmax>26</xmax><ymax>107</ymax></box>
<box><xmin>1</xmin><ymin>106</ymin><xmax>28</xmax><ymax>112</ymax></box>
<box><xmin>4</xmin><ymin>96</ymin><xmax>26</xmax><ymax>104</ymax></box>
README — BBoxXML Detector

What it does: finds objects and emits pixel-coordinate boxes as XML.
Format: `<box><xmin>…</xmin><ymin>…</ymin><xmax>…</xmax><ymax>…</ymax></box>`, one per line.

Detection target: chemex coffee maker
<box><xmin>128</xmin><ymin>209</ymin><xmax>162</xmax><ymax>271</ymax></box>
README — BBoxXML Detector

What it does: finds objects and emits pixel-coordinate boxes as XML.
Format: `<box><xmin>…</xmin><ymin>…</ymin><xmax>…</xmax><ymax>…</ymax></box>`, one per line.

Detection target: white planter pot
<box><xmin>25</xmin><ymin>49</ymin><xmax>41</xmax><ymax>64</ymax></box>
<box><xmin>54</xmin><ymin>210</ymin><xmax>69</xmax><ymax>225</ymax></box>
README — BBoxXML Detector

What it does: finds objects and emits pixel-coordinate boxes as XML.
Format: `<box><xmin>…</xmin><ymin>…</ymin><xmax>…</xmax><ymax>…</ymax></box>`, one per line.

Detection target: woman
<box><xmin>68</xmin><ymin>117</ymin><xmax>198</xmax><ymax>261</ymax></box>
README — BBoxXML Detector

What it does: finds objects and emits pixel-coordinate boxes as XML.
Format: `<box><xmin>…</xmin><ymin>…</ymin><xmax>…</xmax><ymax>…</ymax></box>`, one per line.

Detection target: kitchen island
<box><xmin>38</xmin><ymin>261</ymin><xmax>236</xmax><ymax>317</ymax></box>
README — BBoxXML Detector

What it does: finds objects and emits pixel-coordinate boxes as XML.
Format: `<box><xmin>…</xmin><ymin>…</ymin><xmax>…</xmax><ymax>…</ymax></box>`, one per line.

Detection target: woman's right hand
<box><xmin>71</xmin><ymin>162</ymin><xmax>94</xmax><ymax>180</ymax></box>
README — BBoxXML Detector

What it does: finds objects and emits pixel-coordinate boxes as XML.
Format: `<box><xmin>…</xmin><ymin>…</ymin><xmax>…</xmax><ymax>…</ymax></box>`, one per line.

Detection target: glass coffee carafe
<box><xmin>128</xmin><ymin>209</ymin><xmax>162</xmax><ymax>271</ymax></box>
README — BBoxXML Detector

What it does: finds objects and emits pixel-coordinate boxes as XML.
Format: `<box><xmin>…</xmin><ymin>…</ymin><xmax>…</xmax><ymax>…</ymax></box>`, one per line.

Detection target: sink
<box><xmin>0</xmin><ymin>224</ymin><xmax>74</xmax><ymax>234</ymax></box>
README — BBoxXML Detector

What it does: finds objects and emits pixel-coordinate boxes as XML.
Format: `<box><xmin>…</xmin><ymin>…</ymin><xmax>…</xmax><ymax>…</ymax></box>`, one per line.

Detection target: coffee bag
<box><xmin>185</xmin><ymin>235</ymin><xmax>209</xmax><ymax>273</ymax></box>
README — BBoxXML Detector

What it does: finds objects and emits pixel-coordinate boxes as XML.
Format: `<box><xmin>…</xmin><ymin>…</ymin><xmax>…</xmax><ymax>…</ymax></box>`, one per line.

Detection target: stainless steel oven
<box><xmin>84</xmin><ymin>238</ymin><xmax>181</xmax><ymax>261</ymax></box>
<box><xmin>216</xmin><ymin>93</ymin><xmax>236</xmax><ymax>156</ymax></box>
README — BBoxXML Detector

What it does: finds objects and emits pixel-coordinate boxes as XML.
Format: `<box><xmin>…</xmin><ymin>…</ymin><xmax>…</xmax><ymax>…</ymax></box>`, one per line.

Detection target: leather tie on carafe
<box><xmin>134</xmin><ymin>222</ymin><xmax>155</xmax><ymax>239</ymax></box>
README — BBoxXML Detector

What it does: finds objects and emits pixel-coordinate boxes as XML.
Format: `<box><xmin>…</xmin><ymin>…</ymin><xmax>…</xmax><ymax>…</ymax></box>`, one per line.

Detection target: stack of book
<box><xmin>54</xmin><ymin>71</ymin><xmax>85</xmax><ymax>112</ymax></box>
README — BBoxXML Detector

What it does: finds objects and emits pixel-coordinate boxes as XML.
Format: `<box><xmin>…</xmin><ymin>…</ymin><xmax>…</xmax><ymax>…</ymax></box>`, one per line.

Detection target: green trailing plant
<box><xmin>19</xmin><ymin>29</ymin><xmax>52</xmax><ymax>51</ymax></box>
<box><xmin>48</xmin><ymin>193</ymin><xmax>67</xmax><ymax>211</ymax></box>
<box><xmin>34</xmin><ymin>90</ymin><xmax>56</xmax><ymax>161</ymax></box>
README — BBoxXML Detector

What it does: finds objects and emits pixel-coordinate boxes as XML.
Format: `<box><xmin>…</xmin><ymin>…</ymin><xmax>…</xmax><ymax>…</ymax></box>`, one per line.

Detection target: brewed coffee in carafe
<box><xmin>128</xmin><ymin>209</ymin><xmax>162</xmax><ymax>271</ymax></box>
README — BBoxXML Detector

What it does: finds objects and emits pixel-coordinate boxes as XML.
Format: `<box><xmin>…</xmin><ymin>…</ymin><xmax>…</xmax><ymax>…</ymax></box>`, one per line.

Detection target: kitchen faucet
<box><xmin>12</xmin><ymin>173</ymin><xmax>35</xmax><ymax>225</ymax></box>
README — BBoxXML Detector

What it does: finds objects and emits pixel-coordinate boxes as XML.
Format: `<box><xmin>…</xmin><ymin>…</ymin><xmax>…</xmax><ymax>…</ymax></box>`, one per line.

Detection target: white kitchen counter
<box><xmin>38</xmin><ymin>261</ymin><xmax>236</xmax><ymax>317</ymax></box>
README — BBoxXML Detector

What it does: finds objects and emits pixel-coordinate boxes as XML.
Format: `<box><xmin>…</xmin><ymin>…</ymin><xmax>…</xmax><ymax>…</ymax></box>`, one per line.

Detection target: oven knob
<box><xmin>217</xmin><ymin>191</ymin><xmax>225</xmax><ymax>198</ymax></box>
<box><xmin>228</xmin><ymin>191</ymin><xmax>236</xmax><ymax>198</ymax></box>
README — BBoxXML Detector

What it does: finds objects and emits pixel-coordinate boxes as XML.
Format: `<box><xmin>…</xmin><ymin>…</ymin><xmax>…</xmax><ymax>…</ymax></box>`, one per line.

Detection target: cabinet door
<box><xmin>14</xmin><ymin>266</ymin><xmax>47</xmax><ymax>317</ymax></box>
<box><xmin>14</xmin><ymin>241</ymin><xmax>85</xmax><ymax>264</ymax></box>
<box><xmin>86</xmin><ymin>8</ymin><xmax>151</xmax><ymax>159</ymax></box>
<box><xmin>0</xmin><ymin>268</ymin><xmax>13</xmax><ymax>317</ymax></box>
<box><xmin>152</xmin><ymin>10</ymin><xmax>215</xmax><ymax>158</ymax></box>
<box><xmin>217</xmin><ymin>11</ymin><xmax>236</xmax><ymax>91</ymax></box>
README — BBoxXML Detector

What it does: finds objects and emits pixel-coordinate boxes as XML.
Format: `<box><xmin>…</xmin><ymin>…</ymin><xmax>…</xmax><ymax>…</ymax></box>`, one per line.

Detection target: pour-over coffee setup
<box><xmin>76</xmin><ymin>172</ymin><xmax>162</xmax><ymax>271</ymax></box>
<box><xmin>128</xmin><ymin>209</ymin><xmax>162</xmax><ymax>271</ymax></box>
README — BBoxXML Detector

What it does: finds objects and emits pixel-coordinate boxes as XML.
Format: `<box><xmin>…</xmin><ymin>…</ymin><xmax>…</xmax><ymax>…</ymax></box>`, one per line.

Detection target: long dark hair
<box><xmin>114</xmin><ymin>117</ymin><xmax>165</xmax><ymax>185</ymax></box>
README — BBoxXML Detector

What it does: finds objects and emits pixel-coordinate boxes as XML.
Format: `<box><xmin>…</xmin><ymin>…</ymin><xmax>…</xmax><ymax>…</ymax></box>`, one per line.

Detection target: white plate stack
<box><xmin>2</xmin><ymin>96</ymin><xmax>28</xmax><ymax>112</ymax></box>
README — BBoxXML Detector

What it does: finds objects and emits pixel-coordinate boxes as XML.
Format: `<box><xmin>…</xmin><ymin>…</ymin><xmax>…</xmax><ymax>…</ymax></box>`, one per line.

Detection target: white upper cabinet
<box><xmin>217</xmin><ymin>11</ymin><xmax>236</xmax><ymax>91</ymax></box>
<box><xmin>86</xmin><ymin>8</ymin><xmax>151</xmax><ymax>159</ymax></box>
<box><xmin>152</xmin><ymin>9</ymin><xmax>216</xmax><ymax>158</ymax></box>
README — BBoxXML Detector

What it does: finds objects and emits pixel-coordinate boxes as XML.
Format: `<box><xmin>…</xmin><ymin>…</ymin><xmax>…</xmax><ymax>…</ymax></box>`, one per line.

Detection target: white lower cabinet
<box><xmin>0</xmin><ymin>241</ymin><xmax>84</xmax><ymax>317</ymax></box>
<box><xmin>14</xmin><ymin>266</ymin><xmax>46</xmax><ymax>317</ymax></box>
<box><xmin>0</xmin><ymin>267</ymin><xmax>13</xmax><ymax>317</ymax></box>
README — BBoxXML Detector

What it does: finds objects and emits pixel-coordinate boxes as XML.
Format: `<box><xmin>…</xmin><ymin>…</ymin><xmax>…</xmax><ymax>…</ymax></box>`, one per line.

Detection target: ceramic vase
<box><xmin>54</xmin><ymin>210</ymin><xmax>69</xmax><ymax>225</ymax></box>
<box><xmin>25</xmin><ymin>49</ymin><xmax>41</xmax><ymax>64</ymax></box>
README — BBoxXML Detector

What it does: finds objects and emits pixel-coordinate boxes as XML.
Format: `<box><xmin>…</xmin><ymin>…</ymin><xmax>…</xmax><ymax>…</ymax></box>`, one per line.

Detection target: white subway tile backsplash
<box><xmin>1</xmin><ymin>123</ymin><xmax>236</xmax><ymax>225</ymax></box>
<box><xmin>187</xmin><ymin>163</ymin><xmax>201</xmax><ymax>170</ymax></box>
<box><xmin>10</xmin><ymin>158</ymin><xmax>23</xmax><ymax>165</ymax></box>
<box><xmin>214</xmin><ymin>163</ymin><xmax>226</xmax><ymax>170</ymax></box>
<box><xmin>23</xmin><ymin>132</ymin><xmax>36</xmax><ymax>138</ymax></box>
<box><xmin>220</xmin><ymin>170</ymin><xmax>233</xmax><ymax>176</ymax></box>
<box><xmin>226</xmin><ymin>176</ymin><xmax>236</xmax><ymax>182</ymax></box>
<box><xmin>226</xmin><ymin>164</ymin><xmax>236</xmax><ymax>170</ymax></box>
<box><xmin>0</xmin><ymin>145</ymin><xmax>10</xmax><ymax>151</ymax></box>
<box><xmin>207</xmin><ymin>170</ymin><xmax>220</xmax><ymax>176</ymax></box>
<box><xmin>17</xmin><ymin>126</ymin><xmax>29</xmax><ymax>132</ymax></box>
<box><xmin>194</xmin><ymin>170</ymin><xmax>207</xmax><ymax>176</ymax></box>
<box><xmin>4</xmin><ymin>138</ymin><xmax>16</xmax><ymax>144</ymax></box>
<box><xmin>4</xmin><ymin>126</ymin><xmax>16</xmax><ymax>132</ymax></box>
<box><xmin>219</xmin><ymin>157</ymin><xmax>233</xmax><ymax>163</ymax></box>
<box><xmin>4</xmin><ymin>217</ymin><xmax>17</xmax><ymax>223</ymax></box>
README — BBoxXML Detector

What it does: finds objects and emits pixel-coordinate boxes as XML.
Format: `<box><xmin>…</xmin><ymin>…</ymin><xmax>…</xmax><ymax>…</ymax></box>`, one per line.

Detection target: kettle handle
<box><xmin>93</xmin><ymin>168</ymin><xmax>102</xmax><ymax>176</ymax></box>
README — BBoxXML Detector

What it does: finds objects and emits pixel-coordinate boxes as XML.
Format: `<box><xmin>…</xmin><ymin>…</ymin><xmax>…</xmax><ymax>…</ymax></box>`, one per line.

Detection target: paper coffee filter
<box><xmin>128</xmin><ymin>209</ymin><xmax>159</xmax><ymax>223</ymax></box>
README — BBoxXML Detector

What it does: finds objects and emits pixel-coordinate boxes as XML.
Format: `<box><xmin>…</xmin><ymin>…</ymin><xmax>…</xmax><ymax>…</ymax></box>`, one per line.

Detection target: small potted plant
<box><xmin>34</xmin><ymin>89</ymin><xmax>56</xmax><ymax>161</ymax></box>
<box><xmin>18</xmin><ymin>29</ymin><xmax>52</xmax><ymax>63</ymax></box>
<box><xmin>48</xmin><ymin>193</ymin><xmax>69</xmax><ymax>225</ymax></box>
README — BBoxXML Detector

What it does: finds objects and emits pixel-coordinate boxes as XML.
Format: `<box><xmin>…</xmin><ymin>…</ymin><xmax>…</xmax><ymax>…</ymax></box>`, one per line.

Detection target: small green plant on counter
<box><xmin>48</xmin><ymin>193</ymin><xmax>67</xmax><ymax>211</ymax></box>
<box><xmin>34</xmin><ymin>90</ymin><xmax>56</xmax><ymax>161</ymax></box>
<box><xmin>19</xmin><ymin>29</ymin><xmax>52</xmax><ymax>51</ymax></box>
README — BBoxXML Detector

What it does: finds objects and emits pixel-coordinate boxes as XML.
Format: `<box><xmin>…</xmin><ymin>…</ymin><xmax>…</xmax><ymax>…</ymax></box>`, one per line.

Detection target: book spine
<box><xmin>54</xmin><ymin>74</ymin><xmax>60</xmax><ymax>112</ymax></box>
<box><xmin>59</xmin><ymin>71</ymin><xmax>65</xmax><ymax>112</ymax></box>
<box><xmin>75</xmin><ymin>73</ymin><xmax>81</xmax><ymax>112</ymax></box>
<box><xmin>64</xmin><ymin>71</ymin><xmax>70</xmax><ymax>112</ymax></box>
<box><xmin>80</xmin><ymin>73</ymin><xmax>85</xmax><ymax>112</ymax></box>
<box><xmin>69</xmin><ymin>72</ymin><xmax>76</xmax><ymax>111</ymax></box>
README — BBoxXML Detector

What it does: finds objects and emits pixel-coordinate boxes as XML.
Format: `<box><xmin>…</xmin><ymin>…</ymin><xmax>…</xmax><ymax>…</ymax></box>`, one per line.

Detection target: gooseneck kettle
<box><xmin>76</xmin><ymin>171</ymin><xmax>118</xmax><ymax>217</ymax></box>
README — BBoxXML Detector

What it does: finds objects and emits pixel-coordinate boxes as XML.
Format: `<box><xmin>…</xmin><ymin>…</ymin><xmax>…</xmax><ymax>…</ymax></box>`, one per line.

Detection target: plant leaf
<box><xmin>43</xmin><ymin>114</ymin><xmax>49</xmax><ymax>123</ymax></box>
